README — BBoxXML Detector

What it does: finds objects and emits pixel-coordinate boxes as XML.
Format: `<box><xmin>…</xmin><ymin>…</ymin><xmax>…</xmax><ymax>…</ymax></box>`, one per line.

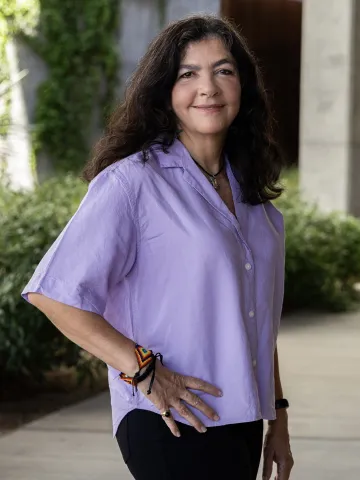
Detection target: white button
<box><xmin>252</xmin><ymin>359</ymin><xmax>257</xmax><ymax>368</ymax></box>
<box><xmin>249</xmin><ymin>310</ymin><xmax>255</xmax><ymax>318</ymax></box>
<box><xmin>245</xmin><ymin>263</ymin><xmax>252</xmax><ymax>271</ymax></box>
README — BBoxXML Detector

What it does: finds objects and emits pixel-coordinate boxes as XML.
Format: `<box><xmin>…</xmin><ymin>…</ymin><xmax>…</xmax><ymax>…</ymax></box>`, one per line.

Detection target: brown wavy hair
<box><xmin>82</xmin><ymin>14</ymin><xmax>284</xmax><ymax>205</ymax></box>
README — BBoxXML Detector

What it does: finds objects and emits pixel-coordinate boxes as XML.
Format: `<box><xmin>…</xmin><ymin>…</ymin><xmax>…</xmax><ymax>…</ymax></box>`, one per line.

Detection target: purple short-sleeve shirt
<box><xmin>22</xmin><ymin>139</ymin><xmax>285</xmax><ymax>436</ymax></box>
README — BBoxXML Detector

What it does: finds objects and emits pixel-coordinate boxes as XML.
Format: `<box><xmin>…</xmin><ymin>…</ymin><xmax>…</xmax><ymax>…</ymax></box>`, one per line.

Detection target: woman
<box><xmin>22</xmin><ymin>14</ymin><xmax>294</xmax><ymax>480</ymax></box>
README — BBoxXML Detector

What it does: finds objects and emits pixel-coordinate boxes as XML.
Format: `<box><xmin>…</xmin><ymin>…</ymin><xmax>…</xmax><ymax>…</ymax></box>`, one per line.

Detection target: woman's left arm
<box><xmin>262</xmin><ymin>346</ymin><xmax>294</xmax><ymax>480</ymax></box>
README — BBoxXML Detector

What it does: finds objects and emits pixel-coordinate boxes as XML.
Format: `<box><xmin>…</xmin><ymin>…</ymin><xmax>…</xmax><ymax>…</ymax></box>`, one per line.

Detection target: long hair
<box><xmin>82</xmin><ymin>14</ymin><xmax>284</xmax><ymax>205</ymax></box>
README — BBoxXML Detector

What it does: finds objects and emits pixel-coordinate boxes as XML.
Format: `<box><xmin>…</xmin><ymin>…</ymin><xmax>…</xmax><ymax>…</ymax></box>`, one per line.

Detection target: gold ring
<box><xmin>161</xmin><ymin>410</ymin><xmax>171</xmax><ymax>418</ymax></box>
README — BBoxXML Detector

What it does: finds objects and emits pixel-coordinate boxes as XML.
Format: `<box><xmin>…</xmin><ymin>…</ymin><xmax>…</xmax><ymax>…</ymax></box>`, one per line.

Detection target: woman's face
<box><xmin>171</xmin><ymin>37</ymin><xmax>241</xmax><ymax>138</ymax></box>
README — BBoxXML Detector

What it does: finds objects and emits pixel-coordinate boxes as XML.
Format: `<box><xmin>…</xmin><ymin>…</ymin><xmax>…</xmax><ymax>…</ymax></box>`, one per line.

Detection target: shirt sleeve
<box><xmin>21</xmin><ymin>168</ymin><xmax>137</xmax><ymax>317</ymax></box>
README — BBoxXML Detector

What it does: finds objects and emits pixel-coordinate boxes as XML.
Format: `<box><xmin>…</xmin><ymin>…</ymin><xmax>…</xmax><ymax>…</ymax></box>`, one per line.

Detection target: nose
<box><xmin>199</xmin><ymin>74</ymin><xmax>219</xmax><ymax>98</ymax></box>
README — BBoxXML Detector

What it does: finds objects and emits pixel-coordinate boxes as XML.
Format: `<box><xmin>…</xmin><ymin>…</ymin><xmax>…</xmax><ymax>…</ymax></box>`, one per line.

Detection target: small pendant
<box><xmin>210</xmin><ymin>176</ymin><xmax>220</xmax><ymax>190</ymax></box>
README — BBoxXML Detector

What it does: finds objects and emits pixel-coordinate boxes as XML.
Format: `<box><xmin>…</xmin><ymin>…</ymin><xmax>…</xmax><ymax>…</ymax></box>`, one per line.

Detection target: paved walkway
<box><xmin>1</xmin><ymin>311</ymin><xmax>360</xmax><ymax>479</ymax></box>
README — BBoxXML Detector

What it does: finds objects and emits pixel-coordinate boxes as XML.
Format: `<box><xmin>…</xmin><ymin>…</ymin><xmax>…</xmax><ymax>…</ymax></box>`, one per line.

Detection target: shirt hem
<box><xmin>111</xmin><ymin>405</ymin><xmax>274</xmax><ymax>438</ymax></box>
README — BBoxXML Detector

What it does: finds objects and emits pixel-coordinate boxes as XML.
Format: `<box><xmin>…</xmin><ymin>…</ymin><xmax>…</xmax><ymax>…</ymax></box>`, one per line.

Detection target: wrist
<box><xmin>269</xmin><ymin>407</ymin><xmax>288</xmax><ymax>427</ymax></box>
<box><xmin>119</xmin><ymin>344</ymin><xmax>163</xmax><ymax>396</ymax></box>
<box><xmin>121</xmin><ymin>341</ymin><xmax>139</xmax><ymax>377</ymax></box>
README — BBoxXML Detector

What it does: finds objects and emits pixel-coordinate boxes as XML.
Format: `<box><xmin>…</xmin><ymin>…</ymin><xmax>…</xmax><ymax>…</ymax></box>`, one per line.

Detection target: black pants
<box><xmin>116</xmin><ymin>409</ymin><xmax>263</xmax><ymax>480</ymax></box>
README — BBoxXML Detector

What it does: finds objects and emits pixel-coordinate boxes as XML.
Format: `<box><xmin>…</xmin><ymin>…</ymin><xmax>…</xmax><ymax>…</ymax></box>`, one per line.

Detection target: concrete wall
<box><xmin>3</xmin><ymin>39</ymin><xmax>48</xmax><ymax>190</ymax></box>
<box><xmin>299</xmin><ymin>0</ymin><xmax>360</xmax><ymax>216</ymax></box>
<box><xmin>118</xmin><ymin>0</ymin><xmax>162</xmax><ymax>98</ymax></box>
<box><xmin>166</xmin><ymin>0</ymin><xmax>219</xmax><ymax>21</ymax></box>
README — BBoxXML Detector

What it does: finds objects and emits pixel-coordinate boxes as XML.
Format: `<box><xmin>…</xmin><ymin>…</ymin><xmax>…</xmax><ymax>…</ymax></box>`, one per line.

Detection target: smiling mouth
<box><xmin>192</xmin><ymin>105</ymin><xmax>225</xmax><ymax>114</ymax></box>
<box><xmin>193</xmin><ymin>105</ymin><xmax>225</xmax><ymax>109</ymax></box>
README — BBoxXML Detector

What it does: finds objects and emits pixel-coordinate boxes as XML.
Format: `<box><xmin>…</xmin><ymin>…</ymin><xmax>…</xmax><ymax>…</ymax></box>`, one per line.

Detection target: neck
<box><xmin>178</xmin><ymin>131</ymin><xmax>225</xmax><ymax>174</ymax></box>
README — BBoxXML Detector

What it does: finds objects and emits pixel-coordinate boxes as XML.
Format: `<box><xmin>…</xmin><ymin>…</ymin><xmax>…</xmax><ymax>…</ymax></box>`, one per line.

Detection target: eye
<box><xmin>217</xmin><ymin>69</ymin><xmax>234</xmax><ymax>76</ymax></box>
<box><xmin>179</xmin><ymin>71</ymin><xmax>194</xmax><ymax>79</ymax></box>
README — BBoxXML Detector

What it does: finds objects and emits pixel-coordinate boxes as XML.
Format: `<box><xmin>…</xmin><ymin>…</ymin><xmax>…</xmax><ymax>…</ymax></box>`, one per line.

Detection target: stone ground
<box><xmin>0</xmin><ymin>310</ymin><xmax>359</xmax><ymax>480</ymax></box>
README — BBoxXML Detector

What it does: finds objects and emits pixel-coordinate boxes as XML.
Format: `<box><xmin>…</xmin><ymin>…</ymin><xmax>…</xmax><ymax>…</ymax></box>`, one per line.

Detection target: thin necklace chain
<box><xmin>191</xmin><ymin>156</ymin><xmax>225</xmax><ymax>191</ymax></box>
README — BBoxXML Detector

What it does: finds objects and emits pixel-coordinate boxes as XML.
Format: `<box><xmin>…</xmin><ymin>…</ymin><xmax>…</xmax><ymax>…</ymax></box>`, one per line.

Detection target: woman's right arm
<box><xmin>28</xmin><ymin>293</ymin><xmax>139</xmax><ymax>376</ymax></box>
<box><xmin>28</xmin><ymin>293</ymin><xmax>222</xmax><ymax>437</ymax></box>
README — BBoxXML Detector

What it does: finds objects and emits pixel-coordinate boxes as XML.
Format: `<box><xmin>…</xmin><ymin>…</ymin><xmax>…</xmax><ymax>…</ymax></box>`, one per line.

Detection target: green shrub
<box><xmin>277</xmin><ymin>192</ymin><xmax>360</xmax><ymax>312</ymax></box>
<box><xmin>0</xmin><ymin>176</ymin><xmax>87</xmax><ymax>381</ymax></box>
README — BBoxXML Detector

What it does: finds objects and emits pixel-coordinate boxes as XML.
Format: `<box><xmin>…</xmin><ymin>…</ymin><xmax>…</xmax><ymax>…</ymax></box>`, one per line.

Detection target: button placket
<box><xmin>245</xmin><ymin>260</ymin><xmax>256</xmax><ymax>320</ymax></box>
<box><xmin>244</xmin><ymin>253</ymin><xmax>257</xmax><ymax>369</ymax></box>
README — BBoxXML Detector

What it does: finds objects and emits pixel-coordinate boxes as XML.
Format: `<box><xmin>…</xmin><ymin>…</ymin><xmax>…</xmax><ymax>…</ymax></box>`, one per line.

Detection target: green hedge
<box><xmin>277</xmin><ymin>193</ymin><xmax>360</xmax><ymax>312</ymax></box>
<box><xmin>0</xmin><ymin>176</ymin><xmax>87</xmax><ymax>381</ymax></box>
<box><xmin>1</xmin><ymin>174</ymin><xmax>360</xmax><ymax>380</ymax></box>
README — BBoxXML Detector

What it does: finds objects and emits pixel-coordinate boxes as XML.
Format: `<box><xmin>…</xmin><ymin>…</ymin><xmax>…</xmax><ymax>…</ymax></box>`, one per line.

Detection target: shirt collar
<box><xmin>154</xmin><ymin>137</ymin><xmax>242</xmax><ymax>204</ymax></box>
<box><xmin>155</xmin><ymin>139</ymin><xmax>240</xmax><ymax>195</ymax></box>
<box><xmin>156</xmin><ymin>138</ymin><xmax>228</xmax><ymax>172</ymax></box>
<box><xmin>155</xmin><ymin>138</ymin><xmax>186</xmax><ymax>169</ymax></box>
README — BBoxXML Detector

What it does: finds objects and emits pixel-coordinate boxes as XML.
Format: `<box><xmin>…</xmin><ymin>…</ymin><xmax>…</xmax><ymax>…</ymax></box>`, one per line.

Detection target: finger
<box><xmin>181</xmin><ymin>390</ymin><xmax>219</xmax><ymax>421</ymax></box>
<box><xmin>277</xmin><ymin>463</ymin><xmax>286</xmax><ymax>480</ymax></box>
<box><xmin>277</xmin><ymin>457</ymin><xmax>294</xmax><ymax>480</ymax></box>
<box><xmin>159</xmin><ymin>409</ymin><xmax>181</xmax><ymax>438</ymax></box>
<box><xmin>262</xmin><ymin>447</ymin><xmax>274</xmax><ymax>480</ymax></box>
<box><xmin>173</xmin><ymin>401</ymin><xmax>207</xmax><ymax>433</ymax></box>
<box><xmin>184</xmin><ymin>376</ymin><xmax>222</xmax><ymax>397</ymax></box>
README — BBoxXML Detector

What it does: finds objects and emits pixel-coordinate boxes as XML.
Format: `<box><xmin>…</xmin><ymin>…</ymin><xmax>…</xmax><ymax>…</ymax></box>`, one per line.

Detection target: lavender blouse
<box><xmin>22</xmin><ymin>139</ymin><xmax>285</xmax><ymax>436</ymax></box>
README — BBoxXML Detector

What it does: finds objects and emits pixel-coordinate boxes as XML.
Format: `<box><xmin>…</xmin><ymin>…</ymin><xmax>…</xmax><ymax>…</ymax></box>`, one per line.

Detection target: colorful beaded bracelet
<box><xmin>119</xmin><ymin>344</ymin><xmax>163</xmax><ymax>396</ymax></box>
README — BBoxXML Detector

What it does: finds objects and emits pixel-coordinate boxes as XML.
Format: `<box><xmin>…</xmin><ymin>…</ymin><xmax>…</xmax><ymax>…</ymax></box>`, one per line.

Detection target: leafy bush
<box><xmin>1</xmin><ymin>171</ymin><xmax>360</xmax><ymax>382</ymax></box>
<box><xmin>277</xmin><ymin>192</ymin><xmax>360</xmax><ymax>312</ymax></box>
<box><xmin>0</xmin><ymin>176</ymin><xmax>87</xmax><ymax>381</ymax></box>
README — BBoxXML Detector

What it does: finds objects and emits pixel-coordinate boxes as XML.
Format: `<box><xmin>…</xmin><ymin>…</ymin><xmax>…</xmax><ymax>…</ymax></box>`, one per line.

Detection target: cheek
<box><xmin>227</xmin><ymin>84</ymin><xmax>241</xmax><ymax>115</ymax></box>
<box><xmin>230</xmin><ymin>82</ymin><xmax>241</xmax><ymax>102</ymax></box>
<box><xmin>171</xmin><ymin>85</ymin><xmax>192</xmax><ymax>115</ymax></box>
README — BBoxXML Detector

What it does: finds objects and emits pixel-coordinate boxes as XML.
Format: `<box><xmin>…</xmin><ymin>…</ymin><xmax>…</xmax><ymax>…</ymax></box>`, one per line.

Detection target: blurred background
<box><xmin>0</xmin><ymin>1</ymin><xmax>359</xmax><ymax>479</ymax></box>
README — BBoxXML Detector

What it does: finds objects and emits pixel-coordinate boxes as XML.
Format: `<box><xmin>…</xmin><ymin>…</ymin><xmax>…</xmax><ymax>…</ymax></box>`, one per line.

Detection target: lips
<box><xmin>192</xmin><ymin>105</ymin><xmax>225</xmax><ymax>114</ymax></box>
<box><xmin>193</xmin><ymin>104</ymin><xmax>225</xmax><ymax>109</ymax></box>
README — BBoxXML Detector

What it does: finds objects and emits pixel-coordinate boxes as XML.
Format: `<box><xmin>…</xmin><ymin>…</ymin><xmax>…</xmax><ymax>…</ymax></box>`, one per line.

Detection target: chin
<box><xmin>193</xmin><ymin>127</ymin><xmax>229</xmax><ymax>136</ymax></box>
<box><xmin>198</xmin><ymin>131</ymin><xmax>226</xmax><ymax>137</ymax></box>
<box><xmin>191</xmin><ymin>120</ymin><xmax>231</xmax><ymax>137</ymax></box>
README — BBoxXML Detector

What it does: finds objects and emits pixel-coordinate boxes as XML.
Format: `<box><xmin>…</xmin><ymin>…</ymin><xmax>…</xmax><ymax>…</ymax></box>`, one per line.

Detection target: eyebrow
<box><xmin>179</xmin><ymin>58</ymin><xmax>235</xmax><ymax>70</ymax></box>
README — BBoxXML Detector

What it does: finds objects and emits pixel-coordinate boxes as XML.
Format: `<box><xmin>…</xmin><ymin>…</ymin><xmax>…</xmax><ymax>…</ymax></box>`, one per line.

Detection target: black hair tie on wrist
<box><xmin>146</xmin><ymin>353</ymin><xmax>163</xmax><ymax>395</ymax></box>
<box><xmin>119</xmin><ymin>346</ymin><xmax>164</xmax><ymax>396</ymax></box>
<box><xmin>132</xmin><ymin>352</ymin><xmax>163</xmax><ymax>396</ymax></box>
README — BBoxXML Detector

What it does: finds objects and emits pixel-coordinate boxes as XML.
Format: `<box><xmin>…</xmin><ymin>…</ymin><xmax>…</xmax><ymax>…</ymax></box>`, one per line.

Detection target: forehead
<box><xmin>180</xmin><ymin>37</ymin><xmax>231</xmax><ymax>61</ymax></box>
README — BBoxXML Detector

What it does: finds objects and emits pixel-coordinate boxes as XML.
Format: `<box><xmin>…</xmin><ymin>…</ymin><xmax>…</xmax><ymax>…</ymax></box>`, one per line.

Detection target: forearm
<box><xmin>270</xmin><ymin>345</ymin><xmax>287</xmax><ymax>424</ymax></box>
<box><xmin>274</xmin><ymin>346</ymin><xmax>283</xmax><ymax>400</ymax></box>
<box><xmin>28</xmin><ymin>293</ymin><xmax>139</xmax><ymax>376</ymax></box>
